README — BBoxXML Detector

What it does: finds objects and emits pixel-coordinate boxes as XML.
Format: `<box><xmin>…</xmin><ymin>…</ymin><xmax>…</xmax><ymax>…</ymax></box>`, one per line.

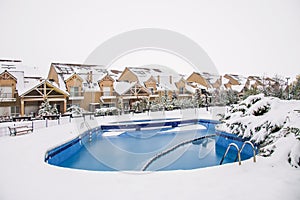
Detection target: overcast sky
<box><xmin>0</xmin><ymin>0</ymin><xmax>299</xmax><ymax>79</ymax></box>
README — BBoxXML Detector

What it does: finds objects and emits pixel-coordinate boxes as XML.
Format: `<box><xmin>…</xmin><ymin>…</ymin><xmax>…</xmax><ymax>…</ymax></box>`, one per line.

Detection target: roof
<box><xmin>125</xmin><ymin>65</ymin><xmax>183</xmax><ymax>91</ymax></box>
<box><xmin>0</xmin><ymin>60</ymin><xmax>44</xmax><ymax>95</ymax></box>
<box><xmin>200</xmin><ymin>72</ymin><xmax>220</xmax><ymax>85</ymax></box>
<box><xmin>19</xmin><ymin>79</ymin><xmax>69</xmax><ymax>97</ymax></box>
<box><xmin>0</xmin><ymin>60</ymin><xmax>42</xmax><ymax>78</ymax></box>
<box><xmin>114</xmin><ymin>81</ymin><xmax>137</xmax><ymax>95</ymax></box>
<box><xmin>51</xmin><ymin>63</ymin><xmax>107</xmax><ymax>92</ymax></box>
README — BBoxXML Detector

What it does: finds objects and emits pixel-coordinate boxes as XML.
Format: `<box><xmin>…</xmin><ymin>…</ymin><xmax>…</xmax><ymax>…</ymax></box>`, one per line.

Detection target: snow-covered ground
<box><xmin>0</xmin><ymin>108</ymin><xmax>299</xmax><ymax>200</ymax></box>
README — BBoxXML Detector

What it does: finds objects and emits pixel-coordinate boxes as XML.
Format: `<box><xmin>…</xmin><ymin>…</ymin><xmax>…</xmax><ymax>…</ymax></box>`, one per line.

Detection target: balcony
<box><xmin>100</xmin><ymin>92</ymin><xmax>117</xmax><ymax>100</ymax></box>
<box><xmin>0</xmin><ymin>93</ymin><xmax>16</xmax><ymax>102</ymax></box>
<box><xmin>68</xmin><ymin>92</ymin><xmax>84</xmax><ymax>100</ymax></box>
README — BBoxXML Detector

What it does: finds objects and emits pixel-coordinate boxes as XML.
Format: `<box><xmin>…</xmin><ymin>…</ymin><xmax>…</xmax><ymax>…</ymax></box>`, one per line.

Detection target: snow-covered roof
<box><xmin>231</xmin><ymin>85</ymin><xmax>245</xmax><ymax>93</ymax></box>
<box><xmin>0</xmin><ymin>60</ymin><xmax>44</xmax><ymax>95</ymax></box>
<box><xmin>52</xmin><ymin>63</ymin><xmax>107</xmax><ymax>92</ymax></box>
<box><xmin>225</xmin><ymin>74</ymin><xmax>248</xmax><ymax>85</ymax></box>
<box><xmin>185</xmin><ymin>84</ymin><xmax>196</xmax><ymax>93</ymax></box>
<box><xmin>19</xmin><ymin>79</ymin><xmax>69</xmax><ymax>96</ymax></box>
<box><xmin>126</xmin><ymin>65</ymin><xmax>183</xmax><ymax>91</ymax></box>
<box><xmin>114</xmin><ymin>81</ymin><xmax>137</xmax><ymax>95</ymax></box>
<box><xmin>190</xmin><ymin>82</ymin><xmax>208</xmax><ymax>90</ymax></box>
<box><xmin>108</xmin><ymin>69</ymin><xmax>122</xmax><ymax>80</ymax></box>
<box><xmin>200</xmin><ymin>72</ymin><xmax>220</xmax><ymax>85</ymax></box>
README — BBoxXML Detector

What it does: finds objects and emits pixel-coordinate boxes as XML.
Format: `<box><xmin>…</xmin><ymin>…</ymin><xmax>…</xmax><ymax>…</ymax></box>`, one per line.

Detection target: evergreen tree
<box><xmin>291</xmin><ymin>75</ymin><xmax>300</xmax><ymax>100</ymax></box>
<box><xmin>38</xmin><ymin>100</ymin><xmax>58</xmax><ymax>116</ymax></box>
<box><xmin>193</xmin><ymin>89</ymin><xmax>202</xmax><ymax>108</ymax></box>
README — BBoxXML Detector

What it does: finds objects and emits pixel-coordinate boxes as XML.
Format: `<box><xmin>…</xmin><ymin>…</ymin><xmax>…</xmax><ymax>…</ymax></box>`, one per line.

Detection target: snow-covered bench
<box><xmin>8</xmin><ymin>125</ymin><xmax>33</xmax><ymax>136</ymax></box>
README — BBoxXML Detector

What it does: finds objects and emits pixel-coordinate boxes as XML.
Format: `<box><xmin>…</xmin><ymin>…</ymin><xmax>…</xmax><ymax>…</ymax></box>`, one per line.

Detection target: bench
<box><xmin>8</xmin><ymin>125</ymin><xmax>33</xmax><ymax>136</ymax></box>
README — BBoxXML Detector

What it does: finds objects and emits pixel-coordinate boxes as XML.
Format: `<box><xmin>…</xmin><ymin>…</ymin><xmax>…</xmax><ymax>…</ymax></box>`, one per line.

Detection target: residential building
<box><xmin>47</xmin><ymin>63</ymin><xmax>107</xmax><ymax>111</ymax></box>
<box><xmin>117</xmin><ymin>65</ymin><xmax>192</xmax><ymax>103</ymax></box>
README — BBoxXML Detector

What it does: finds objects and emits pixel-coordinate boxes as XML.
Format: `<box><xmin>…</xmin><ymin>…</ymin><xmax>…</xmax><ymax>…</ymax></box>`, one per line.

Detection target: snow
<box><xmin>0</xmin><ymin>108</ymin><xmax>299</xmax><ymax>200</ymax></box>
<box><xmin>201</xmin><ymin>72</ymin><xmax>220</xmax><ymax>86</ymax></box>
<box><xmin>53</xmin><ymin>63</ymin><xmax>106</xmax><ymax>92</ymax></box>
<box><xmin>231</xmin><ymin>84</ymin><xmax>245</xmax><ymax>92</ymax></box>
<box><xmin>217</xmin><ymin>94</ymin><xmax>300</xmax><ymax>168</ymax></box>
<box><xmin>102</xmin><ymin>131</ymin><xmax>125</xmax><ymax>137</ymax></box>
<box><xmin>185</xmin><ymin>83</ymin><xmax>196</xmax><ymax>93</ymax></box>
<box><xmin>114</xmin><ymin>81</ymin><xmax>137</xmax><ymax>95</ymax></box>
<box><xmin>158</xmin><ymin>124</ymin><xmax>206</xmax><ymax>133</ymax></box>
<box><xmin>128</xmin><ymin>65</ymin><xmax>182</xmax><ymax>92</ymax></box>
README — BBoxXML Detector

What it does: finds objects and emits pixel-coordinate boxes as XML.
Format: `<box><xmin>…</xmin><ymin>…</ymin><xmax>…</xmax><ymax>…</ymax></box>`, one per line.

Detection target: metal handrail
<box><xmin>236</xmin><ymin>141</ymin><xmax>256</xmax><ymax>163</ymax></box>
<box><xmin>219</xmin><ymin>143</ymin><xmax>241</xmax><ymax>165</ymax></box>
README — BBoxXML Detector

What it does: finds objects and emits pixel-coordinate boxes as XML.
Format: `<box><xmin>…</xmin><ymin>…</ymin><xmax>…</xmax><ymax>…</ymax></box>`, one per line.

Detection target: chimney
<box><xmin>87</xmin><ymin>71</ymin><xmax>92</xmax><ymax>83</ymax></box>
<box><xmin>157</xmin><ymin>75</ymin><xmax>160</xmax><ymax>84</ymax></box>
<box><xmin>169</xmin><ymin>75</ymin><xmax>172</xmax><ymax>84</ymax></box>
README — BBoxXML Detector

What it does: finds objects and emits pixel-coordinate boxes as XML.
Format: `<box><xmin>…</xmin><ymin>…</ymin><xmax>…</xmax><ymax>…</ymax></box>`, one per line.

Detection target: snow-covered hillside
<box><xmin>217</xmin><ymin>94</ymin><xmax>300</xmax><ymax>168</ymax></box>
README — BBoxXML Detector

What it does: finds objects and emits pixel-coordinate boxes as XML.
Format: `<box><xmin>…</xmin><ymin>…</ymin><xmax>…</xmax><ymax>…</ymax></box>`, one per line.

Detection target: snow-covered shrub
<box><xmin>252</xmin><ymin>104</ymin><xmax>270</xmax><ymax>116</ymax></box>
<box><xmin>65</xmin><ymin>105</ymin><xmax>84</xmax><ymax>117</ymax></box>
<box><xmin>95</xmin><ymin>107</ymin><xmax>119</xmax><ymax>116</ymax></box>
<box><xmin>38</xmin><ymin>100</ymin><xmax>58</xmax><ymax>116</ymax></box>
<box><xmin>217</xmin><ymin>94</ymin><xmax>300</xmax><ymax>167</ymax></box>
<box><xmin>150</xmin><ymin>102</ymin><xmax>163</xmax><ymax>112</ymax></box>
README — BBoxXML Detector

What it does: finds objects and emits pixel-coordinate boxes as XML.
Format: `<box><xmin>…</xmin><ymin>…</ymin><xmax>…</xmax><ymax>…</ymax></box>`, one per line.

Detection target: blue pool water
<box><xmin>46</xmin><ymin>119</ymin><xmax>256</xmax><ymax>171</ymax></box>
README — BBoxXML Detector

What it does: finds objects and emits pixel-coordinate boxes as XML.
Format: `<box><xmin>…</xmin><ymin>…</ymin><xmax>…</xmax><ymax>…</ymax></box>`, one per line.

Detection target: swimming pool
<box><xmin>45</xmin><ymin>119</ymin><xmax>257</xmax><ymax>171</ymax></box>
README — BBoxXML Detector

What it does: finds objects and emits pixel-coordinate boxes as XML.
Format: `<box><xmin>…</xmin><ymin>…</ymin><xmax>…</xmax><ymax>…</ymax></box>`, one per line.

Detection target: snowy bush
<box><xmin>95</xmin><ymin>107</ymin><xmax>119</xmax><ymax>116</ymax></box>
<box><xmin>217</xmin><ymin>94</ymin><xmax>300</xmax><ymax>168</ymax></box>
<box><xmin>38</xmin><ymin>100</ymin><xmax>58</xmax><ymax>116</ymax></box>
<box><xmin>65</xmin><ymin>105</ymin><xmax>84</xmax><ymax>117</ymax></box>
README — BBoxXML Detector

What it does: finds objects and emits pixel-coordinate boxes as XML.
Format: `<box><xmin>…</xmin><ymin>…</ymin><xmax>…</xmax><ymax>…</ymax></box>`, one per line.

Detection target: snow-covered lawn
<box><xmin>0</xmin><ymin>108</ymin><xmax>299</xmax><ymax>200</ymax></box>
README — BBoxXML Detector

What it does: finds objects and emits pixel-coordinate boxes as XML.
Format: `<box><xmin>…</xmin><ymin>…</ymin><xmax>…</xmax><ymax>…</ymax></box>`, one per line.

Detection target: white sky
<box><xmin>0</xmin><ymin>0</ymin><xmax>299</xmax><ymax>79</ymax></box>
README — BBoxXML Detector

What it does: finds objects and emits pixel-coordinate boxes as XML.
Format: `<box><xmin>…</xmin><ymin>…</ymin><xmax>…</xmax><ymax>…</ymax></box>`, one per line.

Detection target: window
<box><xmin>11</xmin><ymin>106</ymin><xmax>19</xmax><ymax>117</ymax></box>
<box><xmin>149</xmin><ymin>87</ymin><xmax>154</xmax><ymax>94</ymax></box>
<box><xmin>0</xmin><ymin>86</ymin><xmax>12</xmax><ymax>98</ymax></box>
<box><xmin>103</xmin><ymin>87</ymin><xmax>110</xmax><ymax>96</ymax></box>
<box><xmin>179</xmin><ymin>87</ymin><xmax>184</xmax><ymax>94</ymax></box>
<box><xmin>69</xmin><ymin>87</ymin><xmax>80</xmax><ymax>96</ymax></box>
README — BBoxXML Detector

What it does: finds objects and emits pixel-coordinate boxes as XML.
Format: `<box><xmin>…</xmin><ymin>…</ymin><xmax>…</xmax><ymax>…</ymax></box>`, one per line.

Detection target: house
<box><xmin>99</xmin><ymin>74</ymin><xmax>118</xmax><ymax>108</ymax></box>
<box><xmin>0</xmin><ymin>60</ymin><xmax>42</xmax><ymax>117</ymax></box>
<box><xmin>113</xmin><ymin>81</ymin><xmax>150</xmax><ymax>111</ymax></box>
<box><xmin>245</xmin><ymin>76</ymin><xmax>264</xmax><ymax>91</ymax></box>
<box><xmin>117</xmin><ymin>65</ymin><xmax>192</xmax><ymax>102</ymax></box>
<box><xmin>186</xmin><ymin>72</ymin><xmax>222</xmax><ymax>92</ymax></box>
<box><xmin>0</xmin><ymin>59</ymin><xmax>68</xmax><ymax>117</ymax></box>
<box><xmin>18</xmin><ymin>80</ymin><xmax>69</xmax><ymax>116</ymax></box>
<box><xmin>223</xmin><ymin>74</ymin><xmax>248</xmax><ymax>95</ymax></box>
<box><xmin>48</xmin><ymin>62</ymin><xmax>108</xmax><ymax>111</ymax></box>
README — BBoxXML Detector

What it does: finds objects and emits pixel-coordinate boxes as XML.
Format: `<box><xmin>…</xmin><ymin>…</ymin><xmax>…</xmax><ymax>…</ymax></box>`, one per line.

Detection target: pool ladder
<box><xmin>219</xmin><ymin>141</ymin><xmax>257</xmax><ymax>165</ymax></box>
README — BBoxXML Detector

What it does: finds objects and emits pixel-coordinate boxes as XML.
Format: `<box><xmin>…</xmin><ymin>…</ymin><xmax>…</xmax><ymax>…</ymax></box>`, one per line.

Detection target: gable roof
<box><xmin>19</xmin><ymin>79</ymin><xmax>69</xmax><ymax>97</ymax></box>
<box><xmin>50</xmin><ymin>62</ymin><xmax>107</xmax><ymax>92</ymax></box>
<box><xmin>114</xmin><ymin>81</ymin><xmax>150</xmax><ymax>96</ymax></box>
<box><xmin>0</xmin><ymin>70</ymin><xmax>17</xmax><ymax>81</ymax></box>
<box><xmin>118</xmin><ymin>65</ymin><xmax>183</xmax><ymax>92</ymax></box>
